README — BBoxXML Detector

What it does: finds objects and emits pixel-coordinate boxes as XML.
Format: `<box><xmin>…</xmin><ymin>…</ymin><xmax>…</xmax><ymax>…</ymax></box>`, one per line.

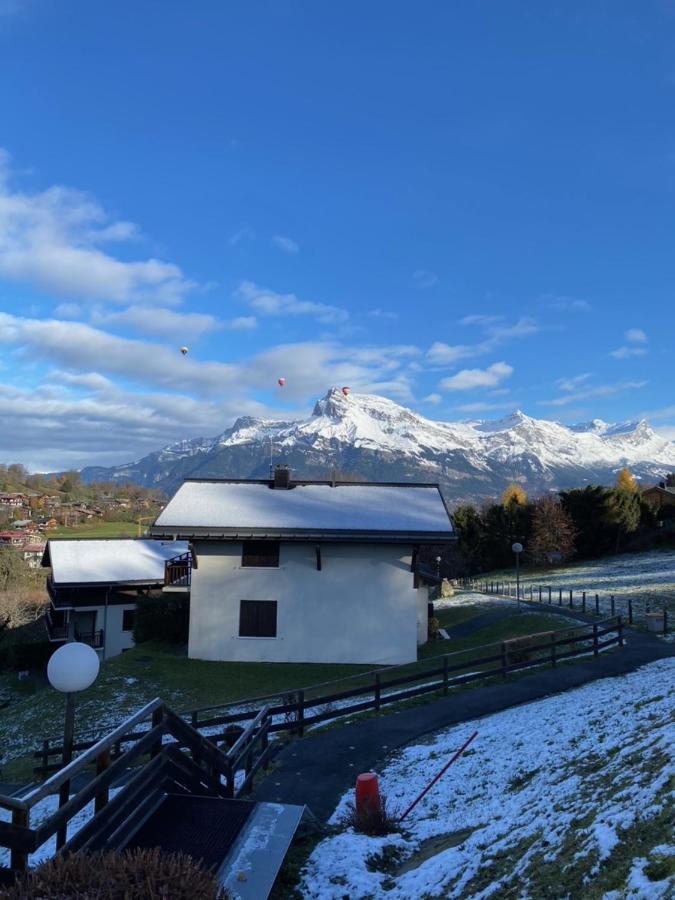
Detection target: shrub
<box><xmin>0</xmin><ymin>848</ymin><xmax>228</xmax><ymax>899</ymax></box>
<box><xmin>339</xmin><ymin>793</ymin><xmax>398</xmax><ymax>836</ymax></box>
<box><xmin>133</xmin><ymin>593</ymin><xmax>189</xmax><ymax>644</ymax></box>
<box><xmin>428</xmin><ymin>616</ymin><xmax>440</xmax><ymax>641</ymax></box>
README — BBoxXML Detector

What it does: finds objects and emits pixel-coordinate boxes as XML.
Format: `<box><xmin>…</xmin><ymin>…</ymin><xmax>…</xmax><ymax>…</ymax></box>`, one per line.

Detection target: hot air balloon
<box><xmin>341</xmin><ymin>386</ymin><xmax>351</xmax><ymax>396</ymax></box>
<box><xmin>278</xmin><ymin>377</ymin><xmax>286</xmax><ymax>387</ymax></box>
<box><xmin>180</xmin><ymin>346</ymin><xmax>189</xmax><ymax>356</ymax></box>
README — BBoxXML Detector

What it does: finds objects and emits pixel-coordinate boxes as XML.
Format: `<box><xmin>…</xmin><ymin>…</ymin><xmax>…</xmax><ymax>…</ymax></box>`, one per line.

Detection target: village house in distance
<box><xmin>151</xmin><ymin>466</ymin><xmax>455</xmax><ymax>665</ymax></box>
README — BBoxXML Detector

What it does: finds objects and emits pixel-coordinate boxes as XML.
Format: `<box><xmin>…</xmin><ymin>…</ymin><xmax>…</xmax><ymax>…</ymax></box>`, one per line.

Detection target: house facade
<box><xmin>42</xmin><ymin>538</ymin><xmax>189</xmax><ymax>658</ymax></box>
<box><xmin>151</xmin><ymin>470</ymin><xmax>455</xmax><ymax>666</ymax></box>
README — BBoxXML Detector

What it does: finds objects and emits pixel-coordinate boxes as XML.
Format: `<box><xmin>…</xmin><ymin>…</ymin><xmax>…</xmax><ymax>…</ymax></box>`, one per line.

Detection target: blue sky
<box><xmin>0</xmin><ymin>0</ymin><xmax>674</xmax><ymax>469</ymax></box>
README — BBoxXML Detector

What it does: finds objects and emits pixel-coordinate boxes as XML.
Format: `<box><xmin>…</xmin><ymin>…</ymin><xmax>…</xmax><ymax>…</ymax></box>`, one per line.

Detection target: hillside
<box><xmin>78</xmin><ymin>388</ymin><xmax>675</xmax><ymax>503</ymax></box>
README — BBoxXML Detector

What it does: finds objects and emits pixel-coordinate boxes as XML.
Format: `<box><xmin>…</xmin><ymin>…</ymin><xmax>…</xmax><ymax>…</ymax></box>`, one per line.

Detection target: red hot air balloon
<box><xmin>341</xmin><ymin>386</ymin><xmax>351</xmax><ymax>396</ymax></box>
<box><xmin>278</xmin><ymin>377</ymin><xmax>286</xmax><ymax>387</ymax></box>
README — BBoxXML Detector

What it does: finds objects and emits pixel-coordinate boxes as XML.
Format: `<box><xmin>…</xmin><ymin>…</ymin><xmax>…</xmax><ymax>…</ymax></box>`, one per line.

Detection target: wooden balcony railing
<box><xmin>164</xmin><ymin>551</ymin><xmax>192</xmax><ymax>588</ymax></box>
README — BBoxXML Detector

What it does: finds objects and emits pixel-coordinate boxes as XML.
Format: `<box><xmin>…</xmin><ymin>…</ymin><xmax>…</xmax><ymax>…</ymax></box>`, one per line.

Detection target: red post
<box><xmin>355</xmin><ymin>772</ymin><xmax>381</xmax><ymax>818</ymax></box>
<box><xmin>399</xmin><ymin>731</ymin><xmax>478</xmax><ymax>822</ymax></box>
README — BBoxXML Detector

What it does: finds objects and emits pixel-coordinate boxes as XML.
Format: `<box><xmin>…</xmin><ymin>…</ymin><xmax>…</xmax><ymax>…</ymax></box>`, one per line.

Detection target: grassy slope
<box><xmin>47</xmin><ymin>521</ymin><xmax>144</xmax><ymax>539</ymax></box>
<box><xmin>0</xmin><ymin>602</ymin><xmax>577</xmax><ymax>781</ymax></box>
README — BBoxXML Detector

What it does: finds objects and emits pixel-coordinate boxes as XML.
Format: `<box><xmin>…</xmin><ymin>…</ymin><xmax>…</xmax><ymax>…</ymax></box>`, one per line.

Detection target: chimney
<box><xmin>273</xmin><ymin>465</ymin><xmax>291</xmax><ymax>489</ymax></box>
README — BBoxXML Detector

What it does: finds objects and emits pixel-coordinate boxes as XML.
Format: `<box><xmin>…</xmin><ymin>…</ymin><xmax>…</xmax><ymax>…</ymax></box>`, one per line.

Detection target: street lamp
<box><xmin>435</xmin><ymin>555</ymin><xmax>442</xmax><ymax>578</ymax></box>
<box><xmin>511</xmin><ymin>542</ymin><xmax>523</xmax><ymax>611</ymax></box>
<box><xmin>47</xmin><ymin>642</ymin><xmax>100</xmax><ymax>847</ymax></box>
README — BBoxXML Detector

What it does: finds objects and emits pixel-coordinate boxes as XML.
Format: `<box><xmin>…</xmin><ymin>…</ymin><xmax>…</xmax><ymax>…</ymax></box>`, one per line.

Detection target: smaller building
<box><xmin>21</xmin><ymin>542</ymin><xmax>47</xmax><ymax>568</ymax></box>
<box><xmin>42</xmin><ymin>538</ymin><xmax>189</xmax><ymax>658</ymax></box>
<box><xmin>641</xmin><ymin>484</ymin><xmax>675</xmax><ymax>514</ymax></box>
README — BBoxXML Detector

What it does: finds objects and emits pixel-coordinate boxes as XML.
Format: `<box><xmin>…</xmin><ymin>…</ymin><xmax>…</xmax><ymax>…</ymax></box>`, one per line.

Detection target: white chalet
<box><xmin>43</xmin><ymin>539</ymin><xmax>189</xmax><ymax>658</ymax></box>
<box><xmin>151</xmin><ymin>469</ymin><xmax>455</xmax><ymax>666</ymax></box>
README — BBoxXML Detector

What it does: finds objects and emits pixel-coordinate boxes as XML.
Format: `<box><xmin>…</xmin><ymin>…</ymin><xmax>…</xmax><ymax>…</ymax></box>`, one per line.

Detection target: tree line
<box><xmin>451</xmin><ymin>467</ymin><xmax>671</xmax><ymax>574</ymax></box>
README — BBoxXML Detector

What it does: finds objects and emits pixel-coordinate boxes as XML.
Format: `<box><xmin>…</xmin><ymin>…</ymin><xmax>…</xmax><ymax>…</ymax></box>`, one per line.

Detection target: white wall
<box><xmin>416</xmin><ymin>587</ymin><xmax>429</xmax><ymax>645</ymax></box>
<box><xmin>67</xmin><ymin>604</ymin><xmax>136</xmax><ymax>659</ymax></box>
<box><xmin>188</xmin><ymin>541</ymin><xmax>418</xmax><ymax>665</ymax></box>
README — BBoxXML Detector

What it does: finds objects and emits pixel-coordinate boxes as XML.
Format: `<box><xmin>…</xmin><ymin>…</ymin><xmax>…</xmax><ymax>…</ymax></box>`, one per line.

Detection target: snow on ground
<box><xmin>489</xmin><ymin>549</ymin><xmax>675</xmax><ymax>610</ymax></box>
<box><xmin>301</xmin><ymin>658</ymin><xmax>675</xmax><ymax>899</ymax></box>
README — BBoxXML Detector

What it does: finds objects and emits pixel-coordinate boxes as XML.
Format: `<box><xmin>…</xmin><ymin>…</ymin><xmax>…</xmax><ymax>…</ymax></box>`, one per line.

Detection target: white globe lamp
<box><xmin>48</xmin><ymin>642</ymin><xmax>100</xmax><ymax>693</ymax></box>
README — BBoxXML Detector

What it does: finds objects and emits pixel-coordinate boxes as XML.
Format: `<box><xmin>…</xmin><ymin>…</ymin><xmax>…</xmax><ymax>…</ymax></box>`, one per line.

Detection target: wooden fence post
<box><xmin>374</xmin><ymin>673</ymin><xmax>381</xmax><ymax>712</ymax></box>
<box><xmin>500</xmin><ymin>642</ymin><xmax>508</xmax><ymax>679</ymax></box>
<box><xmin>40</xmin><ymin>739</ymin><xmax>49</xmax><ymax>779</ymax></box>
<box><xmin>569</xmin><ymin>589</ymin><xmax>573</xmax><ymax>609</ymax></box>
<box><xmin>617</xmin><ymin>615</ymin><xmax>624</xmax><ymax>648</ymax></box>
<box><xmin>582</xmin><ymin>591</ymin><xmax>586</xmax><ymax>613</ymax></box>
<box><xmin>224</xmin><ymin>758</ymin><xmax>234</xmax><ymax>798</ymax></box>
<box><xmin>10</xmin><ymin>807</ymin><xmax>29</xmax><ymax>871</ymax></box>
<box><xmin>548</xmin><ymin>586</ymin><xmax>552</xmax><ymax>604</ymax></box>
<box><xmin>262</xmin><ymin>720</ymin><xmax>270</xmax><ymax>771</ymax></box>
<box><xmin>595</xmin><ymin>594</ymin><xmax>599</xmax><ymax>615</ymax></box>
<box><xmin>592</xmin><ymin>623</ymin><xmax>599</xmax><ymax>658</ymax></box>
<box><xmin>150</xmin><ymin>705</ymin><xmax>163</xmax><ymax>759</ymax></box>
<box><xmin>611</xmin><ymin>595</ymin><xmax>615</xmax><ymax>616</ymax></box>
<box><xmin>94</xmin><ymin>749</ymin><xmax>111</xmax><ymax>813</ymax></box>
<box><xmin>539</xmin><ymin>586</ymin><xmax>542</xmax><ymax>603</ymax></box>
<box><xmin>297</xmin><ymin>690</ymin><xmax>305</xmax><ymax>737</ymax></box>
<box><xmin>558</xmin><ymin>588</ymin><xmax>562</xmax><ymax>606</ymax></box>
<box><xmin>191</xmin><ymin>710</ymin><xmax>198</xmax><ymax>728</ymax></box>
<box><xmin>628</xmin><ymin>597</ymin><xmax>633</xmax><ymax>625</ymax></box>
<box><xmin>530</xmin><ymin>586</ymin><xmax>533</xmax><ymax>601</ymax></box>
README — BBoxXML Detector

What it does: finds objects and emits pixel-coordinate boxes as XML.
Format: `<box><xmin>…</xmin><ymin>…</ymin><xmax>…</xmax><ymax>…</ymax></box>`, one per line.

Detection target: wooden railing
<box><xmin>32</xmin><ymin>617</ymin><xmax>624</xmax><ymax>779</ymax></box>
<box><xmin>461</xmin><ymin>578</ymin><xmax>670</xmax><ymax>633</ymax></box>
<box><xmin>164</xmin><ymin>552</ymin><xmax>191</xmax><ymax>587</ymax></box>
<box><xmin>0</xmin><ymin>699</ymin><xmax>272</xmax><ymax>874</ymax></box>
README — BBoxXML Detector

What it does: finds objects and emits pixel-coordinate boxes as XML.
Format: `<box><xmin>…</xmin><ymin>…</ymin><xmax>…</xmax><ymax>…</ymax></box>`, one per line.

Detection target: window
<box><xmin>122</xmin><ymin>609</ymin><xmax>136</xmax><ymax>632</ymax></box>
<box><xmin>239</xmin><ymin>600</ymin><xmax>277</xmax><ymax>638</ymax></box>
<box><xmin>241</xmin><ymin>540</ymin><xmax>280</xmax><ymax>568</ymax></box>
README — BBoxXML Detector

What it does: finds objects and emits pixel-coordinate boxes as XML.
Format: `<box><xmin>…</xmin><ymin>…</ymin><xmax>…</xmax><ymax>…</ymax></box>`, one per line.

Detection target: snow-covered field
<box><xmin>301</xmin><ymin>658</ymin><xmax>675</xmax><ymax>899</ymax></box>
<box><xmin>495</xmin><ymin>549</ymin><xmax>675</xmax><ymax>607</ymax></box>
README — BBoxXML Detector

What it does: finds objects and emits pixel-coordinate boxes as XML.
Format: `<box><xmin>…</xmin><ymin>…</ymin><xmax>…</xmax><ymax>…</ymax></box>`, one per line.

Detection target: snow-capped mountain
<box><xmin>79</xmin><ymin>388</ymin><xmax>675</xmax><ymax>503</ymax></box>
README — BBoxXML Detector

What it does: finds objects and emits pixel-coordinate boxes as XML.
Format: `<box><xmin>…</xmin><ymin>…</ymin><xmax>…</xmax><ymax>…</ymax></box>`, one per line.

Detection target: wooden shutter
<box><xmin>239</xmin><ymin>600</ymin><xmax>277</xmax><ymax>637</ymax></box>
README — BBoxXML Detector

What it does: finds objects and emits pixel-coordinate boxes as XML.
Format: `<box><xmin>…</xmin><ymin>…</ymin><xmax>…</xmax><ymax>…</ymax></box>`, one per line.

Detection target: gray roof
<box><xmin>44</xmin><ymin>538</ymin><xmax>189</xmax><ymax>585</ymax></box>
<box><xmin>152</xmin><ymin>480</ymin><xmax>454</xmax><ymax>542</ymax></box>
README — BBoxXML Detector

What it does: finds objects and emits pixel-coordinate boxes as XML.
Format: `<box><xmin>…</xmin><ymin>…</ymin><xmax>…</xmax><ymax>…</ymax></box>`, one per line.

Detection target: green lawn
<box><xmin>0</xmin><ymin>601</ymin><xmax>585</xmax><ymax>782</ymax></box>
<box><xmin>48</xmin><ymin>521</ymin><xmax>143</xmax><ymax>539</ymax></box>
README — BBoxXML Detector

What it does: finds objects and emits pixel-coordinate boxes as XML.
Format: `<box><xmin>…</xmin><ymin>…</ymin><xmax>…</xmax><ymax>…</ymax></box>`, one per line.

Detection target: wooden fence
<box><xmin>32</xmin><ymin>616</ymin><xmax>624</xmax><ymax>779</ymax></box>
<box><xmin>461</xmin><ymin>577</ymin><xmax>670</xmax><ymax>634</ymax></box>
<box><xmin>0</xmin><ymin>698</ymin><xmax>272</xmax><ymax>874</ymax></box>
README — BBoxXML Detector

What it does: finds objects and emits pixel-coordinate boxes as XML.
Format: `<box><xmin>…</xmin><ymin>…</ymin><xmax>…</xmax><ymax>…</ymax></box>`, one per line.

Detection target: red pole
<box><xmin>398</xmin><ymin>730</ymin><xmax>478</xmax><ymax>822</ymax></box>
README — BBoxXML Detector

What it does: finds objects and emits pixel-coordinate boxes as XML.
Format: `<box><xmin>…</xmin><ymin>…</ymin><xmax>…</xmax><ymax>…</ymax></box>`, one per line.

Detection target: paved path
<box><xmin>254</xmin><ymin>608</ymin><xmax>675</xmax><ymax>821</ymax></box>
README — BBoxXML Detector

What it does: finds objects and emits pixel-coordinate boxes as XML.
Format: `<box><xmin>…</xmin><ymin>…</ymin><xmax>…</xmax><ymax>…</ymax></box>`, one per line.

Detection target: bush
<box><xmin>0</xmin><ymin>848</ymin><xmax>228</xmax><ymax>899</ymax></box>
<box><xmin>133</xmin><ymin>593</ymin><xmax>189</xmax><ymax>644</ymax></box>
<box><xmin>339</xmin><ymin>793</ymin><xmax>398</xmax><ymax>836</ymax></box>
<box><xmin>5</xmin><ymin>639</ymin><xmax>54</xmax><ymax>672</ymax></box>
<box><xmin>428</xmin><ymin>616</ymin><xmax>440</xmax><ymax>641</ymax></box>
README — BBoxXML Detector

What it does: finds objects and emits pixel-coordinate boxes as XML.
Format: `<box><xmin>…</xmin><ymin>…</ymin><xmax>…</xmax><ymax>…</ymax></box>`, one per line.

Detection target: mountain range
<box><xmin>80</xmin><ymin>388</ymin><xmax>675</xmax><ymax>504</ymax></box>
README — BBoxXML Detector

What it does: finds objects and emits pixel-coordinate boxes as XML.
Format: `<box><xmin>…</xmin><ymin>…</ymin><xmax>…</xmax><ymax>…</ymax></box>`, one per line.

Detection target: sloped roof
<box><xmin>43</xmin><ymin>538</ymin><xmax>189</xmax><ymax>585</ymax></box>
<box><xmin>152</xmin><ymin>480</ymin><xmax>454</xmax><ymax>542</ymax></box>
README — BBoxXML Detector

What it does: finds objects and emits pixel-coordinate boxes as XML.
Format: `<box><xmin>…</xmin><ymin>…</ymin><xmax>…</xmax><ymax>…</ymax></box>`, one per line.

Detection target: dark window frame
<box><xmin>239</xmin><ymin>599</ymin><xmax>277</xmax><ymax>638</ymax></box>
<box><xmin>122</xmin><ymin>608</ymin><xmax>136</xmax><ymax>632</ymax></box>
<box><xmin>241</xmin><ymin>540</ymin><xmax>280</xmax><ymax>568</ymax></box>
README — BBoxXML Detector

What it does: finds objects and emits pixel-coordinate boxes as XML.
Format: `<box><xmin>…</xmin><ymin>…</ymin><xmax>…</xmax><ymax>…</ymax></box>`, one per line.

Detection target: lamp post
<box><xmin>47</xmin><ymin>642</ymin><xmax>100</xmax><ymax>848</ymax></box>
<box><xmin>435</xmin><ymin>555</ymin><xmax>442</xmax><ymax>578</ymax></box>
<box><xmin>511</xmin><ymin>542</ymin><xmax>523</xmax><ymax>611</ymax></box>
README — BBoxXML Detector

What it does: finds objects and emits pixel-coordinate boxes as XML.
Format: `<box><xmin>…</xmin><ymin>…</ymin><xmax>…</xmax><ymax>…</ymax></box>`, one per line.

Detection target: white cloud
<box><xmin>236</xmin><ymin>280</ymin><xmax>349</xmax><ymax>324</ymax></box>
<box><xmin>427</xmin><ymin>317</ymin><xmax>540</xmax><ymax>367</ymax></box>
<box><xmin>368</xmin><ymin>308</ymin><xmax>398</xmax><ymax>320</ymax></box>
<box><xmin>411</xmin><ymin>269</ymin><xmax>439</xmax><ymax>290</ymax></box>
<box><xmin>460</xmin><ymin>314</ymin><xmax>504</xmax><ymax>326</ymax></box>
<box><xmin>54</xmin><ymin>302</ymin><xmax>83</xmax><ymax>319</ymax></box>
<box><xmin>625</xmin><ymin>328</ymin><xmax>647</xmax><ymax>343</ymax></box>
<box><xmin>544</xmin><ymin>295</ymin><xmax>592</xmax><ymax>312</ymax></box>
<box><xmin>226</xmin><ymin>316</ymin><xmax>257</xmax><ymax>331</ymax></box>
<box><xmin>609</xmin><ymin>346</ymin><xmax>647</xmax><ymax>359</ymax></box>
<box><xmin>440</xmin><ymin>361</ymin><xmax>514</xmax><ymax>392</ymax></box>
<box><xmin>228</xmin><ymin>225</ymin><xmax>255</xmax><ymax>246</ymax></box>
<box><xmin>94</xmin><ymin>305</ymin><xmax>219</xmax><ymax>340</ymax></box>
<box><xmin>272</xmin><ymin>235</ymin><xmax>299</xmax><ymax>254</ymax></box>
<box><xmin>541</xmin><ymin>380</ymin><xmax>648</xmax><ymax>407</ymax></box>
<box><xmin>422</xmin><ymin>393</ymin><xmax>442</xmax><ymax>404</ymax></box>
<box><xmin>0</xmin><ymin>149</ymin><xmax>195</xmax><ymax>305</ymax></box>
<box><xmin>556</xmin><ymin>373</ymin><xmax>592</xmax><ymax>392</ymax></box>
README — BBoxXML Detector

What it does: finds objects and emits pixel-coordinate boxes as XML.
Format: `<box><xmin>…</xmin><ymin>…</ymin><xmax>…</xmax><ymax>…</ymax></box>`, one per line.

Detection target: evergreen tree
<box><xmin>453</xmin><ymin>505</ymin><xmax>485</xmax><ymax>569</ymax></box>
<box><xmin>528</xmin><ymin>497</ymin><xmax>576</xmax><ymax>565</ymax></box>
<box><xmin>604</xmin><ymin>488</ymin><xmax>641</xmax><ymax>551</ymax></box>
<box><xmin>560</xmin><ymin>486</ymin><xmax>614</xmax><ymax>559</ymax></box>
<box><xmin>616</xmin><ymin>467</ymin><xmax>639</xmax><ymax>493</ymax></box>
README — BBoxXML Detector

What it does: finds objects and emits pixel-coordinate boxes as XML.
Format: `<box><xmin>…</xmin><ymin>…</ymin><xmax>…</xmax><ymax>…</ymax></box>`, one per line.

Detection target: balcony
<box><xmin>45</xmin><ymin>608</ymin><xmax>69</xmax><ymax>642</ymax></box>
<box><xmin>74</xmin><ymin>628</ymin><xmax>105</xmax><ymax>649</ymax></box>
<box><xmin>164</xmin><ymin>551</ymin><xmax>191</xmax><ymax>590</ymax></box>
